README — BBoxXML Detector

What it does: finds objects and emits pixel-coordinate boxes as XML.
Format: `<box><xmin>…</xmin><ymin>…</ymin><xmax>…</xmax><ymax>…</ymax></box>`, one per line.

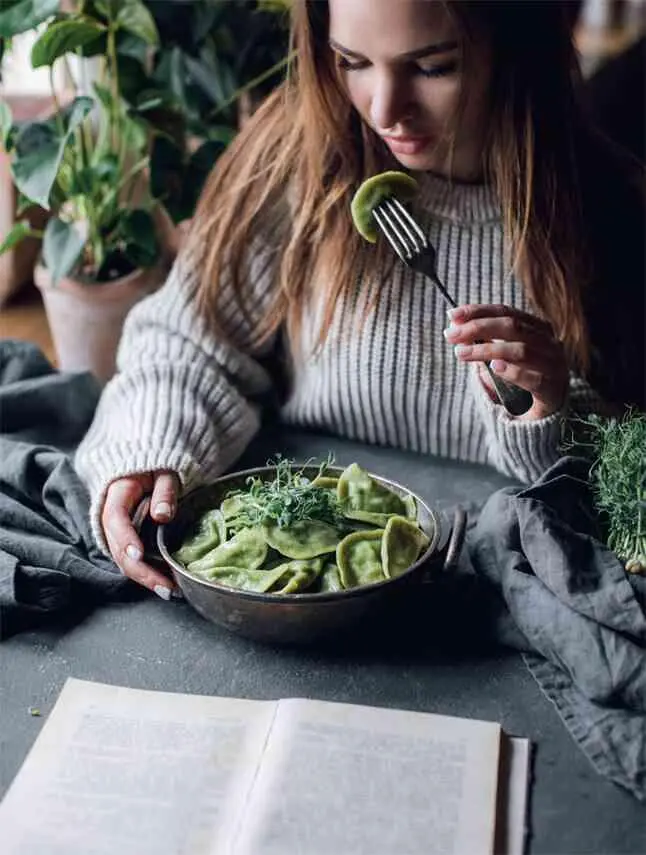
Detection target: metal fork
<box><xmin>373</xmin><ymin>197</ymin><xmax>533</xmax><ymax>417</ymax></box>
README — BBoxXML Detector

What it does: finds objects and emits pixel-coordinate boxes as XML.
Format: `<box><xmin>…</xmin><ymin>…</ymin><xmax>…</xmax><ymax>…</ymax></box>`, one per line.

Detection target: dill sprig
<box><xmin>576</xmin><ymin>412</ymin><xmax>646</xmax><ymax>573</ymax></box>
<box><xmin>225</xmin><ymin>454</ymin><xmax>345</xmax><ymax>530</ymax></box>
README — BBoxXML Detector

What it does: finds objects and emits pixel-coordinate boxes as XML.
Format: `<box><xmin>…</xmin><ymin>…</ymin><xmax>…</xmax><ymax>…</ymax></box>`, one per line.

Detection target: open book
<box><xmin>0</xmin><ymin>678</ymin><xmax>531</xmax><ymax>855</ymax></box>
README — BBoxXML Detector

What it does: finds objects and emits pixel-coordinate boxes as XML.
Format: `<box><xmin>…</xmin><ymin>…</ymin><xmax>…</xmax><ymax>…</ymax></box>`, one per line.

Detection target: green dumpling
<box><xmin>186</xmin><ymin>527</ymin><xmax>267</xmax><ymax>574</ymax></box>
<box><xmin>195</xmin><ymin>564</ymin><xmax>284</xmax><ymax>592</ymax></box>
<box><xmin>381</xmin><ymin>515</ymin><xmax>430</xmax><ymax>579</ymax></box>
<box><xmin>173</xmin><ymin>508</ymin><xmax>226</xmax><ymax>565</ymax></box>
<box><xmin>318</xmin><ymin>562</ymin><xmax>343</xmax><ymax>592</ymax></box>
<box><xmin>263</xmin><ymin>519</ymin><xmax>340</xmax><ymax>560</ymax></box>
<box><xmin>403</xmin><ymin>494</ymin><xmax>418</xmax><ymax>521</ymax></box>
<box><xmin>337</xmin><ymin>463</ymin><xmax>408</xmax><ymax>526</ymax></box>
<box><xmin>268</xmin><ymin>558</ymin><xmax>324</xmax><ymax>593</ymax></box>
<box><xmin>351</xmin><ymin>171</ymin><xmax>419</xmax><ymax>243</ymax></box>
<box><xmin>199</xmin><ymin>558</ymin><xmax>322</xmax><ymax>594</ymax></box>
<box><xmin>220</xmin><ymin>494</ymin><xmax>245</xmax><ymax>520</ymax></box>
<box><xmin>337</xmin><ymin>529</ymin><xmax>386</xmax><ymax>589</ymax></box>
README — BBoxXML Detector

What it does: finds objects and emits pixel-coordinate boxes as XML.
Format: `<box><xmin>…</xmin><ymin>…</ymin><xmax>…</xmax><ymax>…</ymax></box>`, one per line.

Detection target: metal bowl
<box><xmin>157</xmin><ymin>466</ymin><xmax>467</xmax><ymax>644</ymax></box>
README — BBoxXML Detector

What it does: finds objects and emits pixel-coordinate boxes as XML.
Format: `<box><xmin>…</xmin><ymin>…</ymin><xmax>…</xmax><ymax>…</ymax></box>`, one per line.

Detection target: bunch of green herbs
<box><xmin>577</xmin><ymin>412</ymin><xmax>646</xmax><ymax>573</ymax></box>
<box><xmin>225</xmin><ymin>456</ymin><xmax>345</xmax><ymax>531</ymax></box>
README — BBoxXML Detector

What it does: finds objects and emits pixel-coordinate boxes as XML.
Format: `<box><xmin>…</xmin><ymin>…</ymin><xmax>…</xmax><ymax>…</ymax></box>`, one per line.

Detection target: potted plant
<box><xmin>0</xmin><ymin>0</ymin><xmax>166</xmax><ymax>382</ymax></box>
<box><xmin>0</xmin><ymin>0</ymin><xmax>291</xmax><ymax>380</ymax></box>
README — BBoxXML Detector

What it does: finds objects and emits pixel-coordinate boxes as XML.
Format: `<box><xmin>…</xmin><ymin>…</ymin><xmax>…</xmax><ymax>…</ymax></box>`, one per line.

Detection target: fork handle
<box><xmin>429</xmin><ymin>274</ymin><xmax>533</xmax><ymax>415</ymax></box>
<box><xmin>482</xmin><ymin>361</ymin><xmax>533</xmax><ymax>416</ymax></box>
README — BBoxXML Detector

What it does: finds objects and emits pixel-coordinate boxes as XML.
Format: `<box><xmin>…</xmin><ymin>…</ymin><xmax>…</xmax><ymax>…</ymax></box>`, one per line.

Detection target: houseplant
<box><xmin>0</xmin><ymin>0</ymin><xmax>291</xmax><ymax>380</ymax></box>
<box><xmin>0</xmin><ymin>0</ymin><xmax>166</xmax><ymax>381</ymax></box>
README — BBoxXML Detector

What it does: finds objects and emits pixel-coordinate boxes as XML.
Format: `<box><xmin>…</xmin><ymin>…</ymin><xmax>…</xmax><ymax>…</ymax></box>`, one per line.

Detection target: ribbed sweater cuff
<box><xmin>469</xmin><ymin>368</ymin><xmax>564</xmax><ymax>484</ymax></box>
<box><xmin>84</xmin><ymin>448</ymin><xmax>205</xmax><ymax>556</ymax></box>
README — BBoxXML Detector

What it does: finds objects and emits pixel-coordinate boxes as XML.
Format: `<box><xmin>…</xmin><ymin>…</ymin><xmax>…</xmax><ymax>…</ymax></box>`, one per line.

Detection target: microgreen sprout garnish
<box><xmin>225</xmin><ymin>454</ymin><xmax>346</xmax><ymax>530</ymax></box>
<box><xmin>573</xmin><ymin>411</ymin><xmax>646</xmax><ymax>574</ymax></box>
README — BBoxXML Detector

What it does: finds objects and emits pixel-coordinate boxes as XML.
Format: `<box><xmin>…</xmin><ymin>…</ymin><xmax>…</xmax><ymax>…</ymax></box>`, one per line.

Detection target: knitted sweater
<box><xmin>75</xmin><ymin>172</ymin><xmax>603</xmax><ymax>550</ymax></box>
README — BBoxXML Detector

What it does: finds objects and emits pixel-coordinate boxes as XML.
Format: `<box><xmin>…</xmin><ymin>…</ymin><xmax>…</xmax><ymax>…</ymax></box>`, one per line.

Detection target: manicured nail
<box><xmin>443</xmin><ymin>325</ymin><xmax>460</xmax><ymax>341</ymax></box>
<box><xmin>491</xmin><ymin>359</ymin><xmax>507</xmax><ymax>373</ymax></box>
<box><xmin>454</xmin><ymin>344</ymin><xmax>471</xmax><ymax>358</ymax></box>
<box><xmin>153</xmin><ymin>585</ymin><xmax>172</xmax><ymax>601</ymax></box>
<box><xmin>446</xmin><ymin>308</ymin><xmax>457</xmax><ymax>320</ymax></box>
<box><xmin>154</xmin><ymin>502</ymin><xmax>172</xmax><ymax>520</ymax></box>
<box><xmin>126</xmin><ymin>544</ymin><xmax>143</xmax><ymax>561</ymax></box>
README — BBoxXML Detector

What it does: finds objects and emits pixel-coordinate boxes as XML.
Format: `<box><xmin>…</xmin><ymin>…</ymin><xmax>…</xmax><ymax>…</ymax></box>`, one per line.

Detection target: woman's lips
<box><xmin>383</xmin><ymin>135</ymin><xmax>432</xmax><ymax>156</ymax></box>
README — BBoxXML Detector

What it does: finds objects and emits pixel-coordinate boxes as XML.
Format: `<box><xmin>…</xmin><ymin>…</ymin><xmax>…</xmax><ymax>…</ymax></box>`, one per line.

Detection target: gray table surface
<box><xmin>1</xmin><ymin>428</ymin><xmax>644</xmax><ymax>854</ymax></box>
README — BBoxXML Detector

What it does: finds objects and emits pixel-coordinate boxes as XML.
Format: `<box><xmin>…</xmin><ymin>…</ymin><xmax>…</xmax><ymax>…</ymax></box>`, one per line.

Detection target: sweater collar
<box><xmin>415</xmin><ymin>170</ymin><xmax>500</xmax><ymax>225</ymax></box>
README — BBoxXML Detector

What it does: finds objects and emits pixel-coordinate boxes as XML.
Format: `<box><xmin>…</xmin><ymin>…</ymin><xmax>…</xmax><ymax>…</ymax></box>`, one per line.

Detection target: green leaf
<box><xmin>92</xmin><ymin>81</ymin><xmax>114</xmax><ymax>111</ymax></box>
<box><xmin>117</xmin><ymin>208</ymin><xmax>158</xmax><ymax>268</ymax></box>
<box><xmin>0</xmin><ymin>0</ymin><xmax>59</xmax><ymax>39</ymax></box>
<box><xmin>117</xmin><ymin>0</ymin><xmax>158</xmax><ymax>47</ymax></box>
<box><xmin>116</xmin><ymin>30</ymin><xmax>148</xmax><ymax>64</ymax></box>
<box><xmin>0</xmin><ymin>220</ymin><xmax>34</xmax><ymax>255</ymax></box>
<box><xmin>15</xmin><ymin>191</ymin><xmax>37</xmax><ymax>216</ymax></box>
<box><xmin>0</xmin><ymin>99</ymin><xmax>12</xmax><ymax>149</ymax></box>
<box><xmin>31</xmin><ymin>18</ymin><xmax>106</xmax><ymax>68</ymax></box>
<box><xmin>42</xmin><ymin>217</ymin><xmax>85</xmax><ymax>284</ymax></box>
<box><xmin>11</xmin><ymin>96</ymin><xmax>93</xmax><ymax>210</ymax></box>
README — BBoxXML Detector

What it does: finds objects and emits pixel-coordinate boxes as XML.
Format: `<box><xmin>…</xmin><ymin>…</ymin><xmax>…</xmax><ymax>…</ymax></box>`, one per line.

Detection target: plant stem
<box><xmin>207</xmin><ymin>51</ymin><xmax>294</xmax><ymax>121</ymax></box>
<box><xmin>107</xmin><ymin>25</ymin><xmax>119</xmax><ymax>155</ymax></box>
<box><xmin>96</xmin><ymin>155</ymin><xmax>149</xmax><ymax>219</ymax></box>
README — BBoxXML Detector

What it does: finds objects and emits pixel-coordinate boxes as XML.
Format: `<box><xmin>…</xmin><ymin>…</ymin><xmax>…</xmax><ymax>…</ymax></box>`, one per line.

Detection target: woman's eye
<box><xmin>416</xmin><ymin>60</ymin><xmax>459</xmax><ymax>78</ymax></box>
<box><xmin>336</xmin><ymin>55</ymin><xmax>369</xmax><ymax>72</ymax></box>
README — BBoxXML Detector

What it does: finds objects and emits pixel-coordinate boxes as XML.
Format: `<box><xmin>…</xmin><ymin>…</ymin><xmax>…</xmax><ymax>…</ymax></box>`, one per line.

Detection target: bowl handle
<box><xmin>441</xmin><ymin>506</ymin><xmax>467</xmax><ymax>572</ymax></box>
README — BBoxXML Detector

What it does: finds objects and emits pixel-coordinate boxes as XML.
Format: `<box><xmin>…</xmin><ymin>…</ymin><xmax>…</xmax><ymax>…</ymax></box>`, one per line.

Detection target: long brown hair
<box><xmin>191</xmin><ymin>0</ymin><xmax>601</xmax><ymax>372</ymax></box>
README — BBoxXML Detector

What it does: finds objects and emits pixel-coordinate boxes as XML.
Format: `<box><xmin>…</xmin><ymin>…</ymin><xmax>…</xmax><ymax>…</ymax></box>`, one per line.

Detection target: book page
<box><xmin>495</xmin><ymin>737</ymin><xmax>531</xmax><ymax>855</ymax></box>
<box><xmin>233</xmin><ymin>698</ymin><xmax>501</xmax><ymax>855</ymax></box>
<box><xmin>0</xmin><ymin>678</ymin><xmax>277</xmax><ymax>855</ymax></box>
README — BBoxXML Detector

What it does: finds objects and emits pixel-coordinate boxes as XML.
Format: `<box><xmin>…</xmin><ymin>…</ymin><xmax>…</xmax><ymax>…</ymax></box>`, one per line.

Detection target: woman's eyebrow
<box><xmin>328</xmin><ymin>39</ymin><xmax>459</xmax><ymax>61</ymax></box>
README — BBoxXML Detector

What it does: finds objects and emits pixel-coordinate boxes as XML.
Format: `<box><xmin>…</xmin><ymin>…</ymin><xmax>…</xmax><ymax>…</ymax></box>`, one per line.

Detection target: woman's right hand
<box><xmin>102</xmin><ymin>471</ymin><xmax>180</xmax><ymax>599</ymax></box>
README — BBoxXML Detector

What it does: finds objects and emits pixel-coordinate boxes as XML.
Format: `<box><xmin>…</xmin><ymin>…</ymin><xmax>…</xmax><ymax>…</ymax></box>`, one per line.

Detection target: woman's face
<box><xmin>328</xmin><ymin>0</ymin><xmax>492</xmax><ymax>181</ymax></box>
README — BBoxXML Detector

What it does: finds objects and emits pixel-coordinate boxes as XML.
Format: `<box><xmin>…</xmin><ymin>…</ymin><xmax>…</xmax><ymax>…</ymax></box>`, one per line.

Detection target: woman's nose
<box><xmin>370</xmin><ymin>71</ymin><xmax>410</xmax><ymax>132</ymax></box>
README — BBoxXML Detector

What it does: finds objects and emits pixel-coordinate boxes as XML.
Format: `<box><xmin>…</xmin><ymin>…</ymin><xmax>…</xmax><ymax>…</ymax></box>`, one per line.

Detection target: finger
<box><xmin>103</xmin><ymin>478</ymin><xmax>174</xmax><ymax>597</ymax></box>
<box><xmin>102</xmin><ymin>477</ymin><xmax>149</xmax><ymax>546</ymax></box>
<box><xmin>105</xmin><ymin>525</ymin><xmax>174</xmax><ymax>599</ymax></box>
<box><xmin>488</xmin><ymin>360</ymin><xmax>547</xmax><ymax>394</ymax></box>
<box><xmin>448</xmin><ymin>304</ymin><xmax>554</xmax><ymax>336</ymax></box>
<box><xmin>150</xmin><ymin>471</ymin><xmax>180</xmax><ymax>523</ymax></box>
<box><xmin>444</xmin><ymin>316</ymin><xmax>553</xmax><ymax>347</ymax></box>
<box><xmin>453</xmin><ymin>339</ymin><xmax>544</xmax><ymax>365</ymax></box>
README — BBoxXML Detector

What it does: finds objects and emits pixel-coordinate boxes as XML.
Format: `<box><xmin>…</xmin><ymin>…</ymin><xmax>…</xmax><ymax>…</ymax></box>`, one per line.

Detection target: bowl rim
<box><xmin>157</xmin><ymin>464</ymin><xmax>444</xmax><ymax>602</ymax></box>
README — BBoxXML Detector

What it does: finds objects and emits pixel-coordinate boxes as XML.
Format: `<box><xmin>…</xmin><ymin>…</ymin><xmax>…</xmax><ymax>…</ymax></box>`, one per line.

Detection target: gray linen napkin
<box><xmin>470</xmin><ymin>456</ymin><xmax>646</xmax><ymax>799</ymax></box>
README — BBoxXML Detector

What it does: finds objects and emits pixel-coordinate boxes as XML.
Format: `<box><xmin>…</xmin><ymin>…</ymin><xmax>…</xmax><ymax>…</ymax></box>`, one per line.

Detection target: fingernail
<box><xmin>491</xmin><ymin>359</ymin><xmax>507</xmax><ymax>373</ymax></box>
<box><xmin>126</xmin><ymin>544</ymin><xmax>143</xmax><ymax>561</ymax></box>
<box><xmin>454</xmin><ymin>344</ymin><xmax>471</xmax><ymax>357</ymax></box>
<box><xmin>154</xmin><ymin>502</ymin><xmax>172</xmax><ymax>520</ymax></box>
<box><xmin>153</xmin><ymin>585</ymin><xmax>172</xmax><ymax>601</ymax></box>
<box><xmin>447</xmin><ymin>308</ymin><xmax>459</xmax><ymax>320</ymax></box>
<box><xmin>443</xmin><ymin>324</ymin><xmax>460</xmax><ymax>341</ymax></box>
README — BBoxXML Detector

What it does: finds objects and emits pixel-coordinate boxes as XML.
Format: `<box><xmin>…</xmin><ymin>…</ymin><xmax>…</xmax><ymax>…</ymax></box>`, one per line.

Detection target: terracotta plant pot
<box><xmin>34</xmin><ymin>262</ymin><xmax>166</xmax><ymax>383</ymax></box>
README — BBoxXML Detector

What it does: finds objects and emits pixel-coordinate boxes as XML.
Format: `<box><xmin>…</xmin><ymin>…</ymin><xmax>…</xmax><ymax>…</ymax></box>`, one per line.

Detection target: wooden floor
<box><xmin>0</xmin><ymin>282</ymin><xmax>56</xmax><ymax>365</ymax></box>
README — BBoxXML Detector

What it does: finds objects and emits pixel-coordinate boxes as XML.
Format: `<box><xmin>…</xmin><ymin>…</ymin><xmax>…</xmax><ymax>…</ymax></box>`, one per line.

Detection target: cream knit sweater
<box><xmin>75</xmin><ymin>172</ymin><xmax>603</xmax><ymax>550</ymax></box>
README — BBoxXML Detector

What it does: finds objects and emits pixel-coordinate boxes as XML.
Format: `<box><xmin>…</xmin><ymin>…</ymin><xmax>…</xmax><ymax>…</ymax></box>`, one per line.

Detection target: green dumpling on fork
<box><xmin>350</xmin><ymin>170</ymin><xmax>419</xmax><ymax>243</ymax></box>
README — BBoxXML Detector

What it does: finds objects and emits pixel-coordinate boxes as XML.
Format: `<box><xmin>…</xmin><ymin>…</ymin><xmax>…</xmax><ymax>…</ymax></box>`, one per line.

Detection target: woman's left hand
<box><xmin>444</xmin><ymin>303</ymin><xmax>569</xmax><ymax>420</ymax></box>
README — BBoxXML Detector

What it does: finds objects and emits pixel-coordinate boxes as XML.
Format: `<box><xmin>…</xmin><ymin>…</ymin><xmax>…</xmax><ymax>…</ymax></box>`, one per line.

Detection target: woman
<box><xmin>76</xmin><ymin>0</ymin><xmax>645</xmax><ymax>597</ymax></box>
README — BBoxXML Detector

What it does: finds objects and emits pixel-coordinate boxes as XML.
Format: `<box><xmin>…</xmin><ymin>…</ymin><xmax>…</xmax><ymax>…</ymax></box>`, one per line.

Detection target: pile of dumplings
<box><xmin>173</xmin><ymin>463</ymin><xmax>432</xmax><ymax>595</ymax></box>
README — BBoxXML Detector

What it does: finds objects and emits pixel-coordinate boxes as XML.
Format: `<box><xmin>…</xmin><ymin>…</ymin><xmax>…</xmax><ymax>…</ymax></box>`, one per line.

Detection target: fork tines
<box><xmin>372</xmin><ymin>197</ymin><xmax>427</xmax><ymax>263</ymax></box>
